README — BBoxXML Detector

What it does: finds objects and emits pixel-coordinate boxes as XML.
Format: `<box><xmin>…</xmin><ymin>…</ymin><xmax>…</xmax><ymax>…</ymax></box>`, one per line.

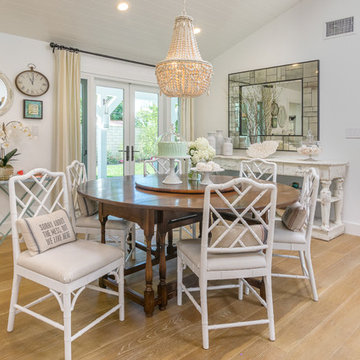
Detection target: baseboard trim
<box><xmin>344</xmin><ymin>221</ymin><xmax>360</xmax><ymax>237</ymax></box>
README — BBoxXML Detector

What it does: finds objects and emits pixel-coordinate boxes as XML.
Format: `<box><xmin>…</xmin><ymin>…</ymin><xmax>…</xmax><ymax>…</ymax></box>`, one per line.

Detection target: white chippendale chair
<box><xmin>7</xmin><ymin>168</ymin><xmax>124</xmax><ymax>360</ymax></box>
<box><xmin>66</xmin><ymin>160</ymin><xmax>135</xmax><ymax>261</ymax></box>
<box><xmin>177</xmin><ymin>177</ymin><xmax>277</xmax><ymax>349</ymax></box>
<box><xmin>143</xmin><ymin>158</ymin><xmax>197</xmax><ymax>240</ymax></box>
<box><xmin>272</xmin><ymin>168</ymin><xmax>320</xmax><ymax>301</ymax></box>
<box><xmin>143</xmin><ymin>157</ymin><xmax>182</xmax><ymax>176</ymax></box>
<box><xmin>240</xmin><ymin>158</ymin><xmax>277</xmax><ymax>182</ymax></box>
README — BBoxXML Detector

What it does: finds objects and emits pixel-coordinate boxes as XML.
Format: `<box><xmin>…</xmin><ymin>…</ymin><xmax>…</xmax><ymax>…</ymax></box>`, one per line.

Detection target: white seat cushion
<box><xmin>17</xmin><ymin>240</ymin><xmax>123</xmax><ymax>283</ymax></box>
<box><xmin>177</xmin><ymin>239</ymin><xmax>266</xmax><ymax>271</ymax></box>
<box><xmin>274</xmin><ymin>220</ymin><xmax>306</xmax><ymax>244</ymax></box>
<box><xmin>76</xmin><ymin>214</ymin><xmax>131</xmax><ymax>231</ymax></box>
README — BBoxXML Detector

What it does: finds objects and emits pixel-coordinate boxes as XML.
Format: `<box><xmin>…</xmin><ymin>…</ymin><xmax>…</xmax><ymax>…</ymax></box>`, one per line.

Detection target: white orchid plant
<box><xmin>188</xmin><ymin>137</ymin><xmax>216</xmax><ymax>166</ymax></box>
<box><xmin>0</xmin><ymin>121</ymin><xmax>32</xmax><ymax>167</ymax></box>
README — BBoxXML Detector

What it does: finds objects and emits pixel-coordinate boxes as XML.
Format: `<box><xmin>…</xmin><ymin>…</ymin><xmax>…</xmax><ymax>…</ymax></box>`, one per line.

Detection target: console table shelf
<box><xmin>215</xmin><ymin>154</ymin><xmax>349</xmax><ymax>241</ymax></box>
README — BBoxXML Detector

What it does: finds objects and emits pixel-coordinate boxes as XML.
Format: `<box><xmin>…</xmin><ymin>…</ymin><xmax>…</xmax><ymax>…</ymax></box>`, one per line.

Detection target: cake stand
<box><xmin>191</xmin><ymin>167</ymin><xmax>224</xmax><ymax>185</ymax></box>
<box><xmin>157</xmin><ymin>155</ymin><xmax>190</xmax><ymax>184</ymax></box>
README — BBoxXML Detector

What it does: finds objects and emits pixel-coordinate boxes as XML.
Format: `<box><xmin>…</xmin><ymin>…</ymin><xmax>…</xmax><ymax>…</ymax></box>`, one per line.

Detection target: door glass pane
<box><xmin>96</xmin><ymin>86</ymin><xmax>124</xmax><ymax>178</ymax></box>
<box><xmin>80</xmin><ymin>79</ymin><xmax>88</xmax><ymax>168</ymax></box>
<box><xmin>134</xmin><ymin>91</ymin><xmax>158</xmax><ymax>175</ymax></box>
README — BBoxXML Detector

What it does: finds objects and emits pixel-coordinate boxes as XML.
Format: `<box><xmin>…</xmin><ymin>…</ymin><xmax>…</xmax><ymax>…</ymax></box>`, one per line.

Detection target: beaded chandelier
<box><xmin>155</xmin><ymin>2</ymin><xmax>213</xmax><ymax>98</ymax></box>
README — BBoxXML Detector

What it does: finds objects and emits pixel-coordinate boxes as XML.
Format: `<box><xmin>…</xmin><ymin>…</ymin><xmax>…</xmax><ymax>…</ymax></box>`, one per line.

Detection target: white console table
<box><xmin>215</xmin><ymin>154</ymin><xmax>349</xmax><ymax>241</ymax></box>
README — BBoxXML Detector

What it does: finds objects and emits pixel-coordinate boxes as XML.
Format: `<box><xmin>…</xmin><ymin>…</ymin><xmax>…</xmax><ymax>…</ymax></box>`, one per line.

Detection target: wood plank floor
<box><xmin>1</xmin><ymin>233</ymin><xmax>360</xmax><ymax>359</ymax></box>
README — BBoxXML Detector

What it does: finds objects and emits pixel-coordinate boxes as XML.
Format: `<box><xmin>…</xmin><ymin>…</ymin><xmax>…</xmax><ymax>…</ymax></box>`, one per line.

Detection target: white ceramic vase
<box><xmin>215</xmin><ymin>130</ymin><xmax>224</xmax><ymax>155</ymax></box>
<box><xmin>222</xmin><ymin>137</ymin><xmax>233</xmax><ymax>156</ymax></box>
<box><xmin>206</xmin><ymin>132</ymin><xmax>216</xmax><ymax>151</ymax></box>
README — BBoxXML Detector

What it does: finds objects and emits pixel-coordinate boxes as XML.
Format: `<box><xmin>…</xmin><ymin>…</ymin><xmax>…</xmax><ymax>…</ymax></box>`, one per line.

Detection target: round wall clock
<box><xmin>15</xmin><ymin>64</ymin><xmax>49</xmax><ymax>97</ymax></box>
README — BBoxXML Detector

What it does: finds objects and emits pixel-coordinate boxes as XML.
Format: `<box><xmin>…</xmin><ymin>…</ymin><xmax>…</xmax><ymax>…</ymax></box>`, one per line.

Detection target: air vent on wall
<box><xmin>325</xmin><ymin>16</ymin><xmax>354</xmax><ymax>38</ymax></box>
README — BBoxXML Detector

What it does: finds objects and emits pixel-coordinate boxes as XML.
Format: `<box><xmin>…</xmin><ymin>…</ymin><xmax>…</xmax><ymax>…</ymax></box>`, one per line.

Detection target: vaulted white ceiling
<box><xmin>0</xmin><ymin>0</ymin><xmax>301</xmax><ymax>64</ymax></box>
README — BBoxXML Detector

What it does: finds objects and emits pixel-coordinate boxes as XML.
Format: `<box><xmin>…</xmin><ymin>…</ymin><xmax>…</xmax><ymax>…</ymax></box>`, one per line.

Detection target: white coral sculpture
<box><xmin>246</xmin><ymin>141</ymin><xmax>279</xmax><ymax>158</ymax></box>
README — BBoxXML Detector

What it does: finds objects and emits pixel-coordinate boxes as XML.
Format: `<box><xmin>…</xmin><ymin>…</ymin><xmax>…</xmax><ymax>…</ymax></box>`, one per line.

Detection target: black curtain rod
<box><xmin>49</xmin><ymin>42</ymin><xmax>155</xmax><ymax>68</ymax></box>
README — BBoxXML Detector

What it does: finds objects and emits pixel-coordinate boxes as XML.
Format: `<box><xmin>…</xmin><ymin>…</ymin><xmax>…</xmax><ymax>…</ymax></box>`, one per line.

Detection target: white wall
<box><xmin>0</xmin><ymin>31</ymin><xmax>158</xmax><ymax>235</ymax></box>
<box><xmin>194</xmin><ymin>0</ymin><xmax>360</xmax><ymax>235</ymax></box>
<box><xmin>0</xmin><ymin>32</ymin><xmax>54</xmax><ymax>171</ymax></box>
<box><xmin>0</xmin><ymin>33</ymin><xmax>54</xmax><ymax>237</ymax></box>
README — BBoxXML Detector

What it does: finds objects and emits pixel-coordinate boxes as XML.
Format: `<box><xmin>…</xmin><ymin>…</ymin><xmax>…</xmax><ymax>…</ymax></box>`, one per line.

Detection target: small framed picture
<box><xmin>23</xmin><ymin>99</ymin><xmax>43</xmax><ymax>119</ymax></box>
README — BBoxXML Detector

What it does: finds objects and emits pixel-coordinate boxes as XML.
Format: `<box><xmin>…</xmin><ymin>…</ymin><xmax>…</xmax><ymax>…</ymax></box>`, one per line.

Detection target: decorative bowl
<box><xmin>297</xmin><ymin>144</ymin><xmax>321</xmax><ymax>161</ymax></box>
<box><xmin>246</xmin><ymin>141</ymin><xmax>279</xmax><ymax>158</ymax></box>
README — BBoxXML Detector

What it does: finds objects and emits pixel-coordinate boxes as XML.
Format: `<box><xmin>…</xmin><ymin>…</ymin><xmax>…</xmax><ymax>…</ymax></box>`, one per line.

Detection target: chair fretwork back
<box><xmin>201</xmin><ymin>178</ymin><xmax>277</xmax><ymax>259</ymax></box>
<box><xmin>8</xmin><ymin>168</ymin><xmax>69</xmax><ymax>259</ymax></box>
<box><xmin>240</xmin><ymin>159</ymin><xmax>277</xmax><ymax>182</ymax></box>
<box><xmin>66</xmin><ymin>161</ymin><xmax>87</xmax><ymax>220</ymax></box>
<box><xmin>299</xmin><ymin>168</ymin><xmax>319</xmax><ymax>239</ymax></box>
<box><xmin>143</xmin><ymin>158</ymin><xmax>182</xmax><ymax>176</ymax></box>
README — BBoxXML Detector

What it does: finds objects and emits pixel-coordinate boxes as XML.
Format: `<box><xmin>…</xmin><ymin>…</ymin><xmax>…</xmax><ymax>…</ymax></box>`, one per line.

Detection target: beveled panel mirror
<box><xmin>228</xmin><ymin>60</ymin><xmax>319</xmax><ymax>151</ymax></box>
<box><xmin>0</xmin><ymin>72</ymin><xmax>14</xmax><ymax>116</ymax></box>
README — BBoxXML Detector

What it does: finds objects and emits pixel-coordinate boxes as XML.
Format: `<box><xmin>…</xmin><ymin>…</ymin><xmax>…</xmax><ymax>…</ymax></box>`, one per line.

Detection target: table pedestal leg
<box><xmin>144</xmin><ymin>211</ymin><xmax>155</xmax><ymax>317</ymax></box>
<box><xmin>167</xmin><ymin>230</ymin><xmax>175</xmax><ymax>256</ymax></box>
<box><xmin>100</xmin><ymin>216</ymin><xmax>108</xmax><ymax>244</ymax></box>
<box><xmin>158</xmin><ymin>227</ymin><xmax>167</xmax><ymax>310</ymax></box>
<box><xmin>99</xmin><ymin>206</ymin><xmax>108</xmax><ymax>288</ymax></box>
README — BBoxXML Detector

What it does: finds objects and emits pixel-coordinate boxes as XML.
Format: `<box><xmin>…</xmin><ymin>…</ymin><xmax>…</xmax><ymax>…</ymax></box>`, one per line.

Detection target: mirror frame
<box><xmin>0</xmin><ymin>72</ymin><xmax>14</xmax><ymax>116</ymax></box>
<box><xmin>228</xmin><ymin>60</ymin><xmax>319</xmax><ymax>151</ymax></box>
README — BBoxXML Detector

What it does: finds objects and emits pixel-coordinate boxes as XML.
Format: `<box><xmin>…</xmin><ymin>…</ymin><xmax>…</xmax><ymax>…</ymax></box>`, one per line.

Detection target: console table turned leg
<box><xmin>320</xmin><ymin>180</ymin><xmax>332</xmax><ymax>231</ymax></box>
<box><xmin>334</xmin><ymin>178</ymin><xmax>345</xmax><ymax>225</ymax></box>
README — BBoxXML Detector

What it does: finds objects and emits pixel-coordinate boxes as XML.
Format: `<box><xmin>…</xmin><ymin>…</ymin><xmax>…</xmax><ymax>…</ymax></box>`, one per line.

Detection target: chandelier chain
<box><xmin>182</xmin><ymin>0</ymin><xmax>187</xmax><ymax>15</ymax></box>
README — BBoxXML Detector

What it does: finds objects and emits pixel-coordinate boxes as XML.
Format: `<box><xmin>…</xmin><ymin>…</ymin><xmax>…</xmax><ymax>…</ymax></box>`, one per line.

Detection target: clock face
<box><xmin>15</xmin><ymin>70</ymin><xmax>49</xmax><ymax>96</ymax></box>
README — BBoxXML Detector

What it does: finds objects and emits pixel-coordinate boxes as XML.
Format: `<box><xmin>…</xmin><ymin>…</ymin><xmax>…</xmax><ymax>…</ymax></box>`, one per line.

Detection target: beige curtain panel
<box><xmin>180</xmin><ymin>97</ymin><xmax>194</xmax><ymax>142</ymax></box>
<box><xmin>53</xmin><ymin>50</ymin><xmax>81</xmax><ymax>172</ymax></box>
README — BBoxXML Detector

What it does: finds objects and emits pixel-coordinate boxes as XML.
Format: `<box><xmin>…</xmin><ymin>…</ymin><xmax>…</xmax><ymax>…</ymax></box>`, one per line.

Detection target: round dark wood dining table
<box><xmin>78</xmin><ymin>174</ymin><xmax>299</xmax><ymax>317</ymax></box>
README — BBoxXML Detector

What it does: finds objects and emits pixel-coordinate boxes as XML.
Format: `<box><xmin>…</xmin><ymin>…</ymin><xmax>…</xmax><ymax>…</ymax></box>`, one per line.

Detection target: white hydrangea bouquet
<box><xmin>188</xmin><ymin>137</ymin><xmax>216</xmax><ymax>166</ymax></box>
<box><xmin>187</xmin><ymin>137</ymin><xmax>216</xmax><ymax>181</ymax></box>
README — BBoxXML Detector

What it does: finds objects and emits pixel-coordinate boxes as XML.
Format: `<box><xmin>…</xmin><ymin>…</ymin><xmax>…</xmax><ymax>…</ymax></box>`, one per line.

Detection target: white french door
<box><xmin>90</xmin><ymin>79</ymin><xmax>163</xmax><ymax>178</ymax></box>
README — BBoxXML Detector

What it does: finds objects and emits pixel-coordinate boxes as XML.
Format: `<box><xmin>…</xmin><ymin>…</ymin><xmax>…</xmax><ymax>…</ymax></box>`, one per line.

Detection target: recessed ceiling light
<box><xmin>117</xmin><ymin>2</ymin><xmax>129</xmax><ymax>11</ymax></box>
<box><xmin>194</xmin><ymin>27</ymin><xmax>201</xmax><ymax>34</ymax></box>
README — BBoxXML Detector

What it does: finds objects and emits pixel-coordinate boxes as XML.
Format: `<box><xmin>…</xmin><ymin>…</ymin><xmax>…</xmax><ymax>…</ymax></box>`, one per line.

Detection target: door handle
<box><xmin>131</xmin><ymin>146</ymin><xmax>140</xmax><ymax>161</ymax></box>
<box><xmin>118</xmin><ymin>147</ymin><xmax>130</xmax><ymax>161</ymax></box>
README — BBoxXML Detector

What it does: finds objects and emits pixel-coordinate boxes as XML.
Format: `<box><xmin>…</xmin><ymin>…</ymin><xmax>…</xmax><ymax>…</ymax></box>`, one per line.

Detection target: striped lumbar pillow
<box><xmin>77</xmin><ymin>193</ymin><xmax>98</xmax><ymax>217</ymax></box>
<box><xmin>17</xmin><ymin>209</ymin><xmax>76</xmax><ymax>256</ymax></box>
<box><xmin>281</xmin><ymin>202</ymin><xmax>307</xmax><ymax>231</ymax></box>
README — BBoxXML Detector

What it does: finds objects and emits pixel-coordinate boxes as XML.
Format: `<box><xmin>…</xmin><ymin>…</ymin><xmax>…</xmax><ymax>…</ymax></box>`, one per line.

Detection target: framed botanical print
<box><xmin>23</xmin><ymin>99</ymin><xmax>43</xmax><ymax>119</ymax></box>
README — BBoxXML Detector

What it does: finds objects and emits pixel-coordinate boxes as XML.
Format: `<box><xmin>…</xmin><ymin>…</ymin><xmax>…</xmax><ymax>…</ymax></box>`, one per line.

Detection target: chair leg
<box><xmin>299</xmin><ymin>251</ymin><xmax>309</xmax><ymax>277</ymax></box>
<box><xmin>304</xmin><ymin>250</ymin><xmax>318</xmax><ymax>301</ymax></box>
<box><xmin>191</xmin><ymin>223</ymin><xmax>196</xmax><ymax>238</ymax></box>
<box><xmin>200</xmin><ymin>277</ymin><xmax>209</xmax><ymax>349</ymax></box>
<box><xmin>245</xmin><ymin>285</ymin><xmax>250</xmax><ymax>296</ymax></box>
<box><xmin>119</xmin><ymin>264</ymin><xmax>125</xmax><ymax>321</ymax></box>
<box><xmin>7</xmin><ymin>274</ymin><xmax>21</xmax><ymax>332</ymax></box>
<box><xmin>177</xmin><ymin>255</ymin><xmax>183</xmax><ymax>306</ymax></box>
<box><xmin>63</xmin><ymin>293</ymin><xmax>72</xmax><ymax>360</ymax></box>
<box><xmin>264</xmin><ymin>275</ymin><xmax>275</xmax><ymax>341</ymax></box>
<box><xmin>238</xmin><ymin>279</ymin><xmax>243</xmax><ymax>300</ymax></box>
